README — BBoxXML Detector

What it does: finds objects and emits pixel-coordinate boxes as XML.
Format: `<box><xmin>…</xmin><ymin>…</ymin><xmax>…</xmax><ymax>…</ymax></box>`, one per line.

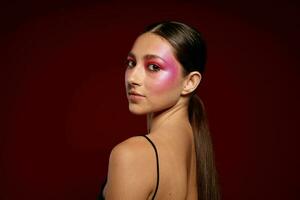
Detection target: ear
<box><xmin>181</xmin><ymin>71</ymin><xmax>202</xmax><ymax>95</ymax></box>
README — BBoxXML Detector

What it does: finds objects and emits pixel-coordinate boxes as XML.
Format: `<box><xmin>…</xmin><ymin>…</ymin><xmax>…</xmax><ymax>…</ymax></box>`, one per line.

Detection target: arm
<box><xmin>104</xmin><ymin>138</ymin><xmax>154</xmax><ymax>199</ymax></box>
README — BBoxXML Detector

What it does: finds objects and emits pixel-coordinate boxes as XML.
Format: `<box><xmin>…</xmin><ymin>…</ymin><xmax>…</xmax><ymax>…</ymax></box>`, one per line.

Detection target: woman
<box><xmin>99</xmin><ymin>21</ymin><xmax>220</xmax><ymax>200</ymax></box>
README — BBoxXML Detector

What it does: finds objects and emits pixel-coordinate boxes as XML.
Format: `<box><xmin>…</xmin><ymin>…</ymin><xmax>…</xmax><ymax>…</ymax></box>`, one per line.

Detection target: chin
<box><xmin>128</xmin><ymin>104</ymin><xmax>149</xmax><ymax>115</ymax></box>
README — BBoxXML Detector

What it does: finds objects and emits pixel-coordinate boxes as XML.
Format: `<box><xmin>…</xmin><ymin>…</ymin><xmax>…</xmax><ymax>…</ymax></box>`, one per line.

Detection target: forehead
<box><xmin>130</xmin><ymin>32</ymin><xmax>176</xmax><ymax>58</ymax></box>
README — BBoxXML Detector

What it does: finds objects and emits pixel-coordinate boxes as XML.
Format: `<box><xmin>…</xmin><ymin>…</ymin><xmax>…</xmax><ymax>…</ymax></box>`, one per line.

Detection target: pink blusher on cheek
<box><xmin>147</xmin><ymin>56</ymin><xmax>181</xmax><ymax>94</ymax></box>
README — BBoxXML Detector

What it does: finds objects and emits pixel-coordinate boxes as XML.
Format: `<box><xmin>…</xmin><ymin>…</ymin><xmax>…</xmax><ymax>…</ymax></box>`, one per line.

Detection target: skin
<box><xmin>124</xmin><ymin>33</ymin><xmax>184</xmax><ymax>115</ymax></box>
<box><xmin>104</xmin><ymin>32</ymin><xmax>202</xmax><ymax>200</ymax></box>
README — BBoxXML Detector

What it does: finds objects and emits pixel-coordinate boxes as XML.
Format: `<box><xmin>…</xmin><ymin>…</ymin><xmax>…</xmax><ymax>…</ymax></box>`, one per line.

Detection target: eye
<box><xmin>126</xmin><ymin>59</ymin><xmax>136</xmax><ymax>68</ymax></box>
<box><xmin>148</xmin><ymin>64</ymin><xmax>160</xmax><ymax>72</ymax></box>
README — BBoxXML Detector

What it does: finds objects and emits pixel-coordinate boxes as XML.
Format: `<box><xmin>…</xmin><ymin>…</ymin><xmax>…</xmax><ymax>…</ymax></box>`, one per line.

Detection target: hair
<box><xmin>144</xmin><ymin>21</ymin><xmax>220</xmax><ymax>200</ymax></box>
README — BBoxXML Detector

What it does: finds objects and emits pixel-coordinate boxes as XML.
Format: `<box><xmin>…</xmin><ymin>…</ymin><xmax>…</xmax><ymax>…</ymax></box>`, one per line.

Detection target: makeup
<box><xmin>125</xmin><ymin>32</ymin><xmax>183</xmax><ymax>110</ymax></box>
<box><xmin>144</xmin><ymin>48</ymin><xmax>180</xmax><ymax>95</ymax></box>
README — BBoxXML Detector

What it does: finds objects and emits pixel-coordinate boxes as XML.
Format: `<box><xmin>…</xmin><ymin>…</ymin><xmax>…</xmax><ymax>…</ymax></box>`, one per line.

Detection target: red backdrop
<box><xmin>1</xmin><ymin>1</ymin><xmax>299</xmax><ymax>199</ymax></box>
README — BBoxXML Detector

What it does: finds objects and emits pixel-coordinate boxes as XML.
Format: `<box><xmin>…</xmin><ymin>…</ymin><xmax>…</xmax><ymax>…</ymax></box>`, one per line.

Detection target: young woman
<box><xmin>99</xmin><ymin>21</ymin><xmax>220</xmax><ymax>200</ymax></box>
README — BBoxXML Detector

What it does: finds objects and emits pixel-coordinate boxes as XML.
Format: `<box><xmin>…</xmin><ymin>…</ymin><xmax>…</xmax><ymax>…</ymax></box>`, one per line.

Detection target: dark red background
<box><xmin>1</xmin><ymin>0</ymin><xmax>299</xmax><ymax>199</ymax></box>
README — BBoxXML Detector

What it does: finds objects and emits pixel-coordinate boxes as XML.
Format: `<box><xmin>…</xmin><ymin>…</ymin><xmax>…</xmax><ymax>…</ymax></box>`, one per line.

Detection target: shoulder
<box><xmin>108</xmin><ymin>136</ymin><xmax>156</xmax><ymax>177</ymax></box>
<box><xmin>105</xmin><ymin>136</ymin><xmax>156</xmax><ymax>199</ymax></box>
<box><xmin>109</xmin><ymin>136</ymin><xmax>151</xmax><ymax>164</ymax></box>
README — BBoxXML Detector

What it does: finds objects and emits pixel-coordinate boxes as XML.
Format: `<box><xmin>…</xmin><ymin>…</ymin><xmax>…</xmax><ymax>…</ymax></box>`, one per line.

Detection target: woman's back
<box><xmin>103</xmin><ymin>117</ymin><xmax>198</xmax><ymax>200</ymax></box>
<box><xmin>145</xmin><ymin>123</ymin><xmax>198</xmax><ymax>199</ymax></box>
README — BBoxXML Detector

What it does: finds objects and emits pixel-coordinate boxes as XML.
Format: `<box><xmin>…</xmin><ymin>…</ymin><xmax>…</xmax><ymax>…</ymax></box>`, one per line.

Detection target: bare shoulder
<box><xmin>109</xmin><ymin>136</ymin><xmax>152</xmax><ymax>163</ymax></box>
<box><xmin>105</xmin><ymin>136</ymin><xmax>156</xmax><ymax>199</ymax></box>
<box><xmin>113</xmin><ymin>136</ymin><xmax>149</xmax><ymax>151</ymax></box>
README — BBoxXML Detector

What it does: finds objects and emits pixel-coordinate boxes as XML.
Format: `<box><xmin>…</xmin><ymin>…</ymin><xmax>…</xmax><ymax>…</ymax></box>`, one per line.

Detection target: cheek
<box><xmin>147</xmin><ymin>67</ymin><xmax>180</xmax><ymax>94</ymax></box>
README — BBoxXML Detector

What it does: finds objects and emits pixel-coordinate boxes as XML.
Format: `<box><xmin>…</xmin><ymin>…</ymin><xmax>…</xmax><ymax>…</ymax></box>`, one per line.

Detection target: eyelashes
<box><xmin>125</xmin><ymin>59</ymin><xmax>161</xmax><ymax>72</ymax></box>
<box><xmin>147</xmin><ymin>64</ymin><xmax>160</xmax><ymax>72</ymax></box>
<box><xmin>125</xmin><ymin>59</ymin><xmax>136</xmax><ymax>68</ymax></box>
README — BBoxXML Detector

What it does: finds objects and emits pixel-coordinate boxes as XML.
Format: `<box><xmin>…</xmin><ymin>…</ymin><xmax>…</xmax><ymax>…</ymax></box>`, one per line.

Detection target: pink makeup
<box><xmin>125</xmin><ymin>32</ymin><xmax>183</xmax><ymax>106</ymax></box>
<box><xmin>144</xmin><ymin>50</ymin><xmax>180</xmax><ymax>95</ymax></box>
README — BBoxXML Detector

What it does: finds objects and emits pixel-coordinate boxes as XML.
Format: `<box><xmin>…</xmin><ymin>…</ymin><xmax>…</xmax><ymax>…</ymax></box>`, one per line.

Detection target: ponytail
<box><xmin>188</xmin><ymin>94</ymin><xmax>220</xmax><ymax>200</ymax></box>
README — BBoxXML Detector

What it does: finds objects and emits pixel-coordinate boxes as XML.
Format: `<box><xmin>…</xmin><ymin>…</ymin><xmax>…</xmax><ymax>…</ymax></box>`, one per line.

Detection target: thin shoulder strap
<box><xmin>142</xmin><ymin>135</ymin><xmax>160</xmax><ymax>200</ymax></box>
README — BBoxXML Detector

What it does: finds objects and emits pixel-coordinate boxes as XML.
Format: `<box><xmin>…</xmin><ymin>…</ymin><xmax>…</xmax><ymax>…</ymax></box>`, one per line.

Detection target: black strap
<box><xmin>142</xmin><ymin>135</ymin><xmax>160</xmax><ymax>200</ymax></box>
<box><xmin>98</xmin><ymin>176</ymin><xmax>107</xmax><ymax>200</ymax></box>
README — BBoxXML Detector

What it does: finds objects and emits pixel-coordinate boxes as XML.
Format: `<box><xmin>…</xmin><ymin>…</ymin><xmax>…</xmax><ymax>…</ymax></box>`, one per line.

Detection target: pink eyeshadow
<box><xmin>147</xmin><ymin>54</ymin><xmax>180</xmax><ymax>93</ymax></box>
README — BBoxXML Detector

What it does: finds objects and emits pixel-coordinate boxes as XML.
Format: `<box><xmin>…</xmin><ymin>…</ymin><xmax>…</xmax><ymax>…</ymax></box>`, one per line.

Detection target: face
<box><xmin>125</xmin><ymin>32</ymin><xmax>185</xmax><ymax>115</ymax></box>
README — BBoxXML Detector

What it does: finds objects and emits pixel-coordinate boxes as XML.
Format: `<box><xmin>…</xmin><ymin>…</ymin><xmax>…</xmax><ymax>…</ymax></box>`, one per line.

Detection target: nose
<box><xmin>125</xmin><ymin>64</ymin><xmax>144</xmax><ymax>86</ymax></box>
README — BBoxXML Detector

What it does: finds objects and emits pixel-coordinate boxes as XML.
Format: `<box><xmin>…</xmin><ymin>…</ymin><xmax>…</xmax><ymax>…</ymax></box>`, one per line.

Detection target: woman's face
<box><xmin>125</xmin><ymin>32</ymin><xmax>185</xmax><ymax>115</ymax></box>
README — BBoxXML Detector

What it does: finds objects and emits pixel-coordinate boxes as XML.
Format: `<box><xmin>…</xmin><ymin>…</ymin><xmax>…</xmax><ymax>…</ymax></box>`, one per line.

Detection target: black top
<box><xmin>98</xmin><ymin>135</ymin><xmax>160</xmax><ymax>200</ymax></box>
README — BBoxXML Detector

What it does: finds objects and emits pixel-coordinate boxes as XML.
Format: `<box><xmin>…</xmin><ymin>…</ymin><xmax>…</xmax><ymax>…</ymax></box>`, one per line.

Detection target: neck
<box><xmin>147</xmin><ymin>99</ymin><xmax>190</xmax><ymax>134</ymax></box>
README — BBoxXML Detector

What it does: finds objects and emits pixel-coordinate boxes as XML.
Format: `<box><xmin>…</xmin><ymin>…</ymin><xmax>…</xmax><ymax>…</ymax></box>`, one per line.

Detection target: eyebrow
<box><xmin>128</xmin><ymin>52</ymin><xmax>168</xmax><ymax>63</ymax></box>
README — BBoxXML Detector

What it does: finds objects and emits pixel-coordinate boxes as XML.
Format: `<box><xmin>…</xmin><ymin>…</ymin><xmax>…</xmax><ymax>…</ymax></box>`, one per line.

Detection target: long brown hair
<box><xmin>145</xmin><ymin>21</ymin><xmax>220</xmax><ymax>200</ymax></box>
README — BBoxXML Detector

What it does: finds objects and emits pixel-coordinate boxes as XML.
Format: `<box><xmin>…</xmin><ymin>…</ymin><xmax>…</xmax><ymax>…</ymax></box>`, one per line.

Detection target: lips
<box><xmin>128</xmin><ymin>91</ymin><xmax>145</xmax><ymax>97</ymax></box>
<box><xmin>127</xmin><ymin>91</ymin><xmax>145</xmax><ymax>102</ymax></box>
